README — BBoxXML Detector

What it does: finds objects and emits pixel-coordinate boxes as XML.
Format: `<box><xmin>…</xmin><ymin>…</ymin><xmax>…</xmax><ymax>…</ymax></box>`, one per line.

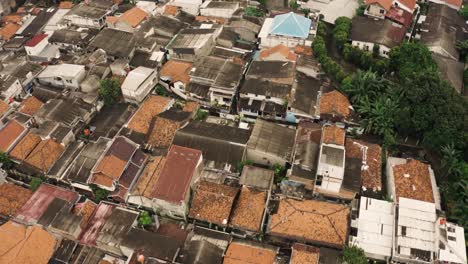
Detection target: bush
<box><xmin>459</xmin><ymin>5</ymin><xmax>468</xmax><ymax>19</ymax></box>
<box><xmin>356</xmin><ymin>4</ymin><xmax>366</xmax><ymax>16</ymax></box>
<box><xmin>244</xmin><ymin>7</ymin><xmax>265</xmax><ymax>17</ymax></box>
<box><xmin>99</xmin><ymin>79</ymin><xmax>121</xmax><ymax>105</ymax></box>
<box><xmin>316</xmin><ymin>21</ymin><xmax>327</xmax><ymax>38</ymax></box>
<box><xmin>342</xmin><ymin>245</ymin><xmax>368</xmax><ymax>264</ymax></box>
<box><xmin>342</xmin><ymin>44</ymin><xmax>389</xmax><ymax>74</ymax></box>
<box><xmin>90</xmin><ymin>184</ymin><xmax>109</xmax><ymax>203</ymax></box>
<box><xmin>138</xmin><ymin>211</ymin><xmax>153</xmax><ymax>228</ymax></box>
<box><xmin>155</xmin><ymin>84</ymin><xmax>169</xmax><ymax>96</ymax></box>
<box><xmin>236</xmin><ymin>160</ymin><xmax>253</xmax><ymax>173</ymax></box>
<box><xmin>29</xmin><ymin>177</ymin><xmax>43</xmax><ymax>192</ymax></box>
<box><xmin>289</xmin><ymin>0</ymin><xmax>299</xmax><ymax>9</ymax></box>
<box><xmin>194</xmin><ymin>109</ymin><xmax>208</xmax><ymax>120</ymax></box>
<box><xmin>313</xmin><ymin>36</ymin><xmax>347</xmax><ymax>82</ymax></box>
<box><xmin>0</xmin><ymin>152</ymin><xmax>13</xmax><ymax>170</ymax></box>
<box><xmin>333</xmin><ymin>17</ymin><xmax>351</xmax><ymax>50</ymax></box>
<box><xmin>272</xmin><ymin>163</ymin><xmax>287</xmax><ymax>183</ymax></box>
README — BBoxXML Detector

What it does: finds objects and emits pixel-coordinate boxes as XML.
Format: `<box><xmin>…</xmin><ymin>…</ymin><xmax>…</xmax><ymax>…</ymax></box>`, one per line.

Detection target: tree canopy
<box><xmin>138</xmin><ymin>211</ymin><xmax>153</xmax><ymax>228</ymax></box>
<box><xmin>99</xmin><ymin>79</ymin><xmax>122</xmax><ymax>105</ymax></box>
<box><xmin>342</xmin><ymin>245</ymin><xmax>368</xmax><ymax>264</ymax></box>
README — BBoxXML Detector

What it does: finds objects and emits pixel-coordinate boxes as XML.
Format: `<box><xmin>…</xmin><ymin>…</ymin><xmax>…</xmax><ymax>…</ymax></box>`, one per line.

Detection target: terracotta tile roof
<box><xmin>0</xmin><ymin>221</ymin><xmax>56</xmax><ymax>264</ymax></box>
<box><xmin>0</xmin><ymin>120</ymin><xmax>26</xmax><ymax>153</ymax></box>
<box><xmin>294</xmin><ymin>45</ymin><xmax>313</xmax><ymax>56</ymax></box>
<box><xmin>182</xmin><ymin>102</ymin><xmax>199</xmax><ymax>113</ymax></box>
<box><xmin>365</xmin><ymin>0</ymin><xmax>393</xmax><ymax>10</ymax></box>
<box><xmin>393</xmin><ymin>159</ymin><xmax>434</xmax><ymax>203</ymax></box>
<box><xmin>0</xmin><ymin>100</ymin><xmax>9</xmax><ymax>116</ymax></box>
<box><xmin>153</xmin><ymin>145</ymin><xmax>202</xmax><ymax>203</ymax></box>
<box><xmin>224</xmin><ymin>241</ymin><xmax>276</xmax><ymax>264</ymax></box>
<box><xmin>0</xmin><ymin>23</ymin><xmax>21</xmax><ymax>40</ymax></box>
<box><xmin>290</xmin><ymin>243</ymin><xmax>320</xmax><ymax>264</ymax></box>
<box><xmin>24</xmin><ymin>139</ymin><xmax>64</xmax><ymax>173</ymax></box>
<box><xmin>444</xmin><ymin>0</ymin><xmax>462</xmax><ymax>8</ymax></box>
<box><xmin>2</xmin><ymin>14</ymin><xmax>22</xmax><ymax>24</ymax></box>
<box><xmin>345</xmin><ymin>139</ymin><xmax>382</xmax><ymax>191</ymax></box>
<box><xmin>319</xmin><ymin>90</ymin><xmax>351</xmax><ymax>118</ymax></box>
<box><xmin>19</xmin><ymin>96</ymin><xmax>44</xmax><ymax>116</ymax></box>
<box><xmin>189</xmin><ymin>181</ymin><xmax>239</xmax><ymax>226</ymax></box>
<box><xmin>131</xmin><ymin>156</ymin><xmax>166</xmax><ymax>198</ymax></box>
<box><xmin>322</xmin><ymin>125</ymin><xmax>345</xmax><ymax>146</ymax></box>
<box><xmin>106</xmin><ymin>16</ymin><xmax>118</xmax><ymax>24</ymax></box>
<box><xmin>229</xmin><ymin>187</ymin><xmax>266</xmax><ymax>232</ymax></box>
<box><xmin>164</xmin><ymin>5</ymin><xmax>179</xmax><ymax>15</ymax></box>
<box><xmin>160</xmin><ymin>60</ymin><xmax>193</xmax><ymax>85</ymax></box>
<box><xmin>396</xmin><ymin>0</ymin><xmax>416</xmax><ymax>11</ymax></box>
<box><xmin>269</xmin><ymin>198</ymin><xmax>350</xmax><ymax>248</ymax></box>
<box><xmin>73</xmin><ymin>200</ymin><xmax>97</xmax><ymax>229</ymax></box>
<box><xmin>195</xmin><ymin>16</ymin><xmax>227</xmax><ymax>24</ymax></box>
<box><xmin>260</xmin><ymin>44</ymin><xmax>297</xmax><ymax>61</ymax></box>
<box><xmin>58</xmin><ymin>1</ymin><xmax>74</xmax><ymax>8</ymax></box>
<box><xmin>90</xmin><ymin>172</ymin><xmax>115</xmax><ymax>188</ymax></box>
<box><xmin>147</xmin><ymin>117</ymin><xmax>181</xmax><ymax>148</ymax></box>
<box><xmin>127</xmin><ymin>95</ymin><xmax>172</xmax><ymax>135</ymax></box>
<box><xmin>93</xmin><ymin>155</ymin><xmax>128</xmax><ymax>182</ymax></box>
<box><xmin>9</xmin><ymin>132</ymin><xmax>42</xmax><ymax>161</ymax></box>
<box><xmin>120</xmin><ymin>7</ymin><xmax>148</xmax><ymax>27</ymax></box>
<box><xmin>0</xmin><ymin>183</ymin><xmax>33</xmax><ymax>217</ymax></box>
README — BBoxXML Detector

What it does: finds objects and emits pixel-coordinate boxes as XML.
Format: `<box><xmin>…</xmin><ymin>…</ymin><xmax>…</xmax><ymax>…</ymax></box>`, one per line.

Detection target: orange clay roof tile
<box><xmin>229</xmin><ymin>187</ymin><xmax>266</xmax><ymax>232</ymax></box>
<box><xmin>19</xmin><ymin>96</ymin><xmax>43</xmax><ymax>116</ymax></box>
<box><xmin>294</xmin><ymin>45</ymin><xmax>313</xmax><ymax>56</ymax></box>
<box><xmin>0</xmin><ymin>183</ymin><xmax>33</xmax><ymax>217</ymax></box>
<box><xmin>290</xmin><ymin>243</ymin><xmax>320</xmax><ymax>264</ymax></box>
<box><xmin>224</xmin><ymin>241</ymin><xmax>277</xmax><ymax>264</ymax></box>
<box><xmin>0</xmin><ymin>23</ymin><xmax>20</xmax><ymax>40</ymax></box>
<box><xmin>189</xmin><ymin>181</ymin><xmax>239</xmax><ymax>226</ymax></box>
<box><xmin>322</xmin><ymin>125</ymin><xmax>345</xmax><ymax>146</ymax></box>
<box><xmin>164</xmin><ymin>5</ymin><xmax>179</xmax><ymax>16</ymax></box>
<box><xmin>2</xmin><ymin>14</ymin><xmax>22</xmax><ymax>24</ymax></box>
<box><xmin>24</xmin><ymin>139</ymin><xmax>64</xmax><ymax>173</ymax></box>
<box><xmin>9</xmin><ymin>132</ymin><xmax>42</xmax><ymax>161</ymax></box>
<box><xmin>147</xmin><ymin>117</ymin><xmax>181</xmax><ymax>148</ymax></box>
<box><xmin>106</xmin><ymin>16</ymin><xmax>118</xmax><ymax>24</ymax></box>
<box><xmin>58</xmin><ymin>1</ymin><xmax>74</xmax><ymax>8</ymax></box>
<box><xmin>0</xmin><ymin>100</ymin><xmax>9</xmax><ymax>116</ymax></box>
<box><xmin>119</xmin><ymin>7</ymin><xmax>148</xmax><ymax>27</ymax></box>
<box><xmin>127</xmin><ymin>95</ymin><xmax>172</xmax><ymax>135</ymax></box>
<box><xmin>393</xmin><ymin>159</ymin><xmax>434</xmax><ymax>203</ymax></box>
<box><xmin>160</xmin><ymin>60</ymin><xmax>193</xmax><ymax>85</ymax></box>
<box><xmin>182</xmin><ymin>101</ymin><xmax>199</xmax><ymax>113</ymax></box>
<box><xmin>73</xmin><ymin>200</ymin><xmax>97</xmax><ymax>229</ymax></box>
<box><xmin>260</xmin><ymin>44</ymin><xmax>297</xmax><ymax>61</ymax></box>
<box><xmin>0</xmin><ymin>221</ymin><xmax>56</xmax><ymax>264</ymax></box>
<box><xmin>345</xmin><ymin>139</ymin><xmax>382</xmax><ymax>191</ymax></box>
<box><xmin>319</xmin><ymin>90</ymin><xmax>351</xmax><ymax>118</ymax></box>
<box><xmin>269</xmin><ymin>198</ymin><xmax>349</xmax><ymax>248</ymax></box>
<box><xmin>131</xmin><ymin>156</ymin><xmax>166</xmax><ymax>198</ymax></box>
<box><xmin>0</xmin><ymin>120</ymin><xmax>25</xmax><ymax>152</ymax></box>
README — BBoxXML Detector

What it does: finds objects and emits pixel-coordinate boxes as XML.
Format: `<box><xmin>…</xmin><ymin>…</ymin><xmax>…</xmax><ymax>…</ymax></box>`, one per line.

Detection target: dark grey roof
<box><xmin>187</xmin><ymin>82</ymin><xmax>210</xmax><ymax>99</ymax></box>
<box><xmin>211</xmin><ymin>46</ymin><xmax>247</xmax><ymax>59</ymax></box>
<box><xmin>157</xmin><ymin>109</ymin><xmax>192</xmax><ymax>122</ymax></box>
<box><xmin>433</xmin><ymin>53</ymin><xmax>465</xmax><ymax>94</ymax></box>
<box><xmin>239</xmin><ymin>165</ymin><xmax>274</xmax><ymax>190</ymax></box>
<box><xmin>49</xmin><ymin>29</ymin><xmax>96</xmax><ymax>45</ymax></box>
<box><xmin>51</xmin><ymin>239</ymin><xmax>78</xmax><ymax>264</ymax></box>
<box><xmin>247</xmin><ymin>119</ymin><xmax>295</xmax><ymax>162</ymax></box>
<box><xmin>191</xmin><ymin>56</ymin><xmax>244</xmax><ymax>90</ymax></box>
<box><xmin>240</xmin><ymin>78</ymin><xmax>291</xmax><ymax>99</ymax></box>
<box><xmin>290</xmin><ymin>73</ymin><xmax>322</xmax><ymax>115</ymax></box>
<box><xmin>263</xmin><ymin>101</ymin><xmax>286</xmax><ymax>115</ymax></box>
<box><xmin>69</xmin><ymin>245</ymin><xmax>106</xmax><ymax>264</ymax></box>
<box><xmin>89</xmin><ymin>103</ymin><xmax>136</xmax><ymax>140</ymax></box>
<box><xmin>172</xmin><ymin>121</ymin><xmax>251</xmax><ymax>170</ymax></box>
<box><xmin>343</xmin><ymin>157</ymin><xmax>362</xmax><ymax>193</ymax></box>
<box><xmin>37</xmin><ymin>198</ymin><xmax>71</xmax><ymax>226</ymax></box>
<box><xmin>48</xmin><ymin>141</ymin><xmax>84</xmax><ymax>179</ymax></box>
<box><xmin>89</xmin><ymin>28</ymin><xmax>135</xmax><ymax>58</ymax></box>
<box><xmin>122</xmin><ymin>228</ymin><xmax>183</xmax><ymax>261</ymax></box>
<box><xmin>96</xmin><ymin>207</ymin><xmax>138</xmax><ymax>248</ymax></box>
<box><xmin>20</xmin><ymin>8</ymin><xmax>57</xmax><ymax>36</ymax></box>
<box><xmin>2</xmin><ymin>37</ymin><xmax>29</xmax><ymax>50</ymax></box>
<box><xmin>350</xmin><ymin>16</ymin><xmax>406</xmax><ymax>48</ymax></box>
<box><xmin>420</xmin><ymin>3</ymin><xmax>467</xmax><ymax>60</ymax></box>
<box><xmin>205</xmin><ymin>1</ymin><xmax>238</xmax><ymax>8</ymax></box>
<box><xmin>129</xmin><ymin>50</ymin><xmax>159</xmax><ymax>69</ymax></box>
<box><xmin>49</xmin><ymin>206</ymin><xmax>82</xmax><ymax>237</ymax></box>
<box><xmin>238</xmin><ymin>97</ymin><xmax>262</xmax><ymax>113</ymax></box>
<box><xmin>67</xmin><ymin>3</ymin><xmax>109</xmax><ymax>19</ymax></box>
<box><xmin>34</xmin><ymin>98</ymin><xmax>93</xmax><ymax>128</ymax></box>
<box><xmin>182</xmin><ymin>240</ymin><xmax>224</xmax><ymax>264</ymax></box>
<box><xmin>175</xmin><ymin>10</ymin><xmax>196</xmax><ymax>25</ymax></box>
<box><xmin>66</xmin><ymin>137</ymin><xmax>111</xmax><ymax>184</ymax></box>
<box><xmin>246</xmin><ymin>61</ymin><xmax>295</xmax><ymax>79</ymax></box>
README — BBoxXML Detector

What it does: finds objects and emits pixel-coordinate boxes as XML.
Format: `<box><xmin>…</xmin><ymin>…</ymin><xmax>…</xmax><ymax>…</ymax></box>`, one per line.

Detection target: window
<box><xmin>401</xmin><ymin>226</ymin><xmax>407</xmax><ymax>236</ymax></box>
<box><xmin>316</xmin><ymin>175</ymin><xmax>323</xmax><ymax>186</ymax></box>
<box><xmin>448</xmin><ymin>236</ymin><xmax>456</xmax><ymax>241</ymax></box>
<box><xmin>380</xmin><ymin>9</ymin><xmax>385</xmax><ymax>14</ymax></box>
<box><xmin>447</xmin><ymin>227</ymin><xmax>455</xmax><ymax>233</ymax></box>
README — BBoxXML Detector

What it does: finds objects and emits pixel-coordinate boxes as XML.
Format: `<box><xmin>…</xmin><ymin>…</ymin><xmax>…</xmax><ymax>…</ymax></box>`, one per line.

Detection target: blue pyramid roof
<box><xmin>269</xmin><ymin>12</ymin><xmax>312</xmax><ymax>39</ymax></box>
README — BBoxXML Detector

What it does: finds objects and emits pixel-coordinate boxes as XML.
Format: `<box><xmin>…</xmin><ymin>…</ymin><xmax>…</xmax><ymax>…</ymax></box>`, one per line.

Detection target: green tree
<box><xmin>236</xmin><ymin>160</ymin><xmax>253</xmax><ymax>173</ymax></box>
<box><xmin>194</xmin><ymin>109</ymin><xmax>208</xmax><ymax>120</ymax></box>
<box><xmin>272</xmin><ymin>163</ymin><xmax>287</xmax><ymax>183</ymax></box>
<box><xmin>90</xmin><ymin>184</ymin><xmax>109</xmax><ymax>203</ymax></box>
<box><xmin>0</xmin><ymin>152</ymin><xmax>13</xmax><ymax>170</ymax></box>
<box><xmin>341</xmin><ymin>70</ymin><xmax>390</xmax><ymax>104</ymax></box>
<box><xmin>289</xmin><ymin>0</ymin><xmax>299</xmax><ymax>9</ymax></box>
<box><xmin>455</xmin><ymin>40</ymin><xmax>468</xmax><ymax>62</ymax></box>
<box><xmin>459</xmin><ymin>5</ymin><xmax>468</xmax><ymax>19</ymax></box>
<box><xmin>29</xmin><ymin>177</ymin><xmax>43</xmax><ymax>192</ymax></box>
<box><xmin>333</xmin><ymin>17</ymin><xmax>351</xmax><ymax>50</ymax></box>
<box><xmin>316</xmin><ymin>21</ymin><xmax>327</xmax><ymax>38</ymax></box>
<box><xmin>388</xmin><ymin>42</ymin><xmax>437</xmax><ymax>80</ymax></box>
<box><xmin>155</xmin><ymin>84</ymin><xmax>169</xmax><ymax>96</ymax></box>
<box><xmin>99</xmin><ymin>79</ymin><xmax>122</xmax><ymax>105</ymax></box>
<box><xmin>342</xmin><ymin>245</ymin><xmax>368</xmax><ymax>264</ymax></box>
<box><xmin>138</xmin><ymin>211</ymin><xmax>153</xmax><ymax>228</ymax></box>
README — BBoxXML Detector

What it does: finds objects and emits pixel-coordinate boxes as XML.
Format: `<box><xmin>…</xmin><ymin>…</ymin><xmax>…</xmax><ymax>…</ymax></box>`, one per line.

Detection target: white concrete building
<box><xmin>259</xmin><ymin>12</ymin><xmax>314</xmax><ymax>48</ymax></box>
<box><xmin>24</xmin><ymin>34</ymin><xmax>60</xmax><ymax>62</ymax></box>
<box><xmin>121</xmin><ymin>66</ymin><xmax>158</xmax><ymax>103</ymax></box>
<box><xmin>36</xmin><ymin>64</ymin><xmax>86</xmax><ymax>90</ymax></box>
<box><xmin>350</xmin><ymin>197</ymin><xmax>395</xmax><ymax>261</ymax></box>
<box><xmin>168</xmin><ymin>0</ymin><xmax>203</xmax><ymax>15</ymax></box>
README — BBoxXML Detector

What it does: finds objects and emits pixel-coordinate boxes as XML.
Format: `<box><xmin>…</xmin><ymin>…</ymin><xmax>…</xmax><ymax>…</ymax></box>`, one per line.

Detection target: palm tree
<box><xmin>343</xmin><ymin>70</ymin><xmax>390</xmax><ymax>105</ymax></box>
